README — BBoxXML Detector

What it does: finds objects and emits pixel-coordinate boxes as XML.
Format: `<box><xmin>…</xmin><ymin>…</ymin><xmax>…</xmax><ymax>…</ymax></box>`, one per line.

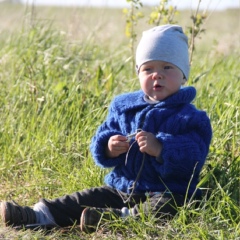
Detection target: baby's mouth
<box><xmin>153</xmin><ymin>84</ymin><xmax>163</xmax><ymax>90</ymax></box>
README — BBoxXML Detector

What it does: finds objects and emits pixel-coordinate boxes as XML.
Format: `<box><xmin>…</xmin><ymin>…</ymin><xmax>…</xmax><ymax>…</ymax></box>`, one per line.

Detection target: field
<box><xmin>0</xmin><ymin>2</ymin><xmax>239</xmax><ymax>239</ymax></box>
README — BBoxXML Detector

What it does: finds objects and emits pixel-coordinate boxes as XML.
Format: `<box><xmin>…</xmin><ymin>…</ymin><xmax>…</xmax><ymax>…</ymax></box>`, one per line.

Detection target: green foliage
<box><xmin>0</xmin><ymin>19</ymin><xmax>124</xmax><ymax>202</ymax></box>
<box><xmin>186</xmin><ymin>0</ymin><xmax>207</xmax><ymax>64</ymax></box>
<box><xmin>148</xmin><ymin>0</ymin><xmax>178</xmax><ymax>26</ymax></box>
<box><xmin>123</xmin><ymin>0</ymin><xmax>144</xmax><ymax>73</ymax></box>
<box><xmin>123</xmin><ymin>0</ymin><xmax>208</xmax><ymax>65</ymax></box>
<box><xmin>193</xmin><ymin>54</ymin><xmax>240</xmax><ymax>205</ymax></box>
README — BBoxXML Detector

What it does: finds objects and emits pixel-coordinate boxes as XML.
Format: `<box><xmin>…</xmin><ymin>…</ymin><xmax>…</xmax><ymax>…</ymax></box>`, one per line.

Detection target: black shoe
<box><xmin>80</xmin><ymin>207</ymin><xmax>122</xmax><ymax>233</ymax></box>
<box><xmin>0</xmin><ymin>201</ymin><xmax>36</xmax><ymax>227</ymax></box>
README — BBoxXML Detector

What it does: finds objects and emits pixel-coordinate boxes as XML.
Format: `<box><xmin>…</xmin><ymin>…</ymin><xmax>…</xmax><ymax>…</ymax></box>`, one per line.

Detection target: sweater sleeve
<box><xmin>151</xmin><ymin>111</ymin><xmax>212</xmax><ymax>180</ymax></box>
<box><xmin>90</xmin><ymin>100</ymin><xmax>126</xmax><ymax>168</ymax></box>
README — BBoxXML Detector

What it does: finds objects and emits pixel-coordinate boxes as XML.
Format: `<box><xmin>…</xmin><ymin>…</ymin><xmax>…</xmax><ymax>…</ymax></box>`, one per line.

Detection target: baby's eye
<box><xmin>164</xmin><ymin>65</ymin><xmax>172</xmax><ymax>70</ymax></box>
<box><xmin>141</xmin><ymin>66</ymin><xmax>152</xmax><ymax>72</ymax></box>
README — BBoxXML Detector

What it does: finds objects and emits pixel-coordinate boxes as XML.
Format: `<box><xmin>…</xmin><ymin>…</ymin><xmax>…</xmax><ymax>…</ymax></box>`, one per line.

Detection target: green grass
<box><xmin>0</xmin><ymin>2</ymin><xmax>239</xmax><ymax>239</ymax></box>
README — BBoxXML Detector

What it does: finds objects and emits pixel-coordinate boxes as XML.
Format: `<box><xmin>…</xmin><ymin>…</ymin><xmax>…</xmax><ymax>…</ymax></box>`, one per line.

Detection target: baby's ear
<box><xmin>181</xmin><ymin>77</ymin><xmax>187</xmax><ymax>85</ymax></box>
<box><xmin>135</xmin><ymin>65</ymin><xmax>139</xmax><ymax>75</ymax></box>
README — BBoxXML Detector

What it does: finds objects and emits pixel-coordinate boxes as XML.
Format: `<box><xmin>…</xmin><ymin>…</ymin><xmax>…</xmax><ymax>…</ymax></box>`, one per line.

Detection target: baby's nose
<box><xmin>152</xmin><ymin>69</ymin><xmax>164</xmax><ymax>79</ymax></box>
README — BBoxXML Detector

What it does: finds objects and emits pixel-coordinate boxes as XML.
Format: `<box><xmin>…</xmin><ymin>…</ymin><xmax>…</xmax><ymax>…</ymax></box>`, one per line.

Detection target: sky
<box><xmin>20</xmin><ymin>0</ymin><xmax>240</xmax><ymax>10</ymax></box>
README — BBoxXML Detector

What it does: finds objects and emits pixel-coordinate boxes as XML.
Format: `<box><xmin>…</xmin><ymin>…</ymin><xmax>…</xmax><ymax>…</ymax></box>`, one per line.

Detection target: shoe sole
<box><xmin>0</xmin><ymin>201</ymin><xmax>12</xmax><ymax>226</ymax></box>
<box><xmin>79</xmin><ymin>207</ymin><xmax>88</xmax><ymax>232</ymax></box>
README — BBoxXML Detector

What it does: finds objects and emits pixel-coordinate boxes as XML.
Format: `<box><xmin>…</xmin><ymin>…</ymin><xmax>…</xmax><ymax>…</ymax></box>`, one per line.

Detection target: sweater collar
<box><xmin>115</xmin><ymin>86</ymin><xmax>196</xmax><ymax>112</ymax></box>
<box><xmin>157</xmin><ymin>86</ymin><xmax>196</xmax><ymax>107</ymax></box>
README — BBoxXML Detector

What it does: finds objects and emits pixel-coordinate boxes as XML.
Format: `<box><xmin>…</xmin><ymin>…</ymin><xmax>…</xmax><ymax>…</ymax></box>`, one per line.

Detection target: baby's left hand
<box><xmin>135</xmin><ymin>131</ymin><xmax>162</xmax><ymax>157</ymax></box>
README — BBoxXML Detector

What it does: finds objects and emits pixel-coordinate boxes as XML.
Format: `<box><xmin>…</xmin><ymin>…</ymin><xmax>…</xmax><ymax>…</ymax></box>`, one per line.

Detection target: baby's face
<box><xmin>138</xmin><ymin>60</ymin><xmax>186</xmax><ymax>101</ymax></box>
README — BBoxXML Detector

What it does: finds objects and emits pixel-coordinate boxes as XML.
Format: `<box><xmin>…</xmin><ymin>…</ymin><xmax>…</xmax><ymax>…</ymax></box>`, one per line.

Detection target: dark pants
<box><xmin>41</xmin><ymin>186</ymin><xmax>186</xmax><ymax>227</ymax></box>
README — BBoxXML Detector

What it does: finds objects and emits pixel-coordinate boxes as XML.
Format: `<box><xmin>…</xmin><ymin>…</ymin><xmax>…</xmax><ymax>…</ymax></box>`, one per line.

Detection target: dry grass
<box><xmin>0</xmin><ymin>3</ymin><xmax>239</xmax><ymax>54</ymax></box>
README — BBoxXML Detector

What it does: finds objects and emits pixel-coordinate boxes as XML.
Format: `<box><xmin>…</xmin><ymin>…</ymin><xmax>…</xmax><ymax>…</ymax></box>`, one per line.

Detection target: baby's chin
<box><xmin>148</xmin><ymin>94</ymin><xmax>172</xmax><ymax>102</ymax></box>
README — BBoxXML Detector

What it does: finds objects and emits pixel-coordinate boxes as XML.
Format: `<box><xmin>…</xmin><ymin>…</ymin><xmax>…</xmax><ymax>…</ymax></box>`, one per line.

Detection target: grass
<box><xmin>0</xmin><ymin>2</ymin><xmax>239</xmax><ymax>239</ymax></box>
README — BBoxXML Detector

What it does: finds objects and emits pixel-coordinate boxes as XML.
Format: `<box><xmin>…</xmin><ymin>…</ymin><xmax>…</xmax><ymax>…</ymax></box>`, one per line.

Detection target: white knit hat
<box><xmin>136</xmin><ymin>25</ymin><xmax>190</xmax><ymax>79</ymax></box>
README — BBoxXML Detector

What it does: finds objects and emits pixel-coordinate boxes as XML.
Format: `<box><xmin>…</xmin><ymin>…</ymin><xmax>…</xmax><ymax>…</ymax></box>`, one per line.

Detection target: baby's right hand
<box><xmin>106</xmin><ymin>135</ymin><xmax>129</xmax><ymax>158</ymax></box>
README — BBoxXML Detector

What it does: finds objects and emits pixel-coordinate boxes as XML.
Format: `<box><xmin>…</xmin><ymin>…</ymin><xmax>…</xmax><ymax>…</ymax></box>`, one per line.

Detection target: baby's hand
<box><xmin>135</xmin><ymin>131</ymin><xmax>162</xmax><ymax>157</ymax></box>
<box><xmin>106</xmin><ymin>135</ymin><xmax>129</xmax><ymax>158</ymax></box>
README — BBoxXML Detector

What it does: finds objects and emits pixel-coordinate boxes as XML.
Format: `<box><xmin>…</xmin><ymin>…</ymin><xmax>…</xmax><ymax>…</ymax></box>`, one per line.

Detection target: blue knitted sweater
<box><xmin>90</xmin><ymin>86</ymin><xmax>212</xmax><ymax>197</ymax></box>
